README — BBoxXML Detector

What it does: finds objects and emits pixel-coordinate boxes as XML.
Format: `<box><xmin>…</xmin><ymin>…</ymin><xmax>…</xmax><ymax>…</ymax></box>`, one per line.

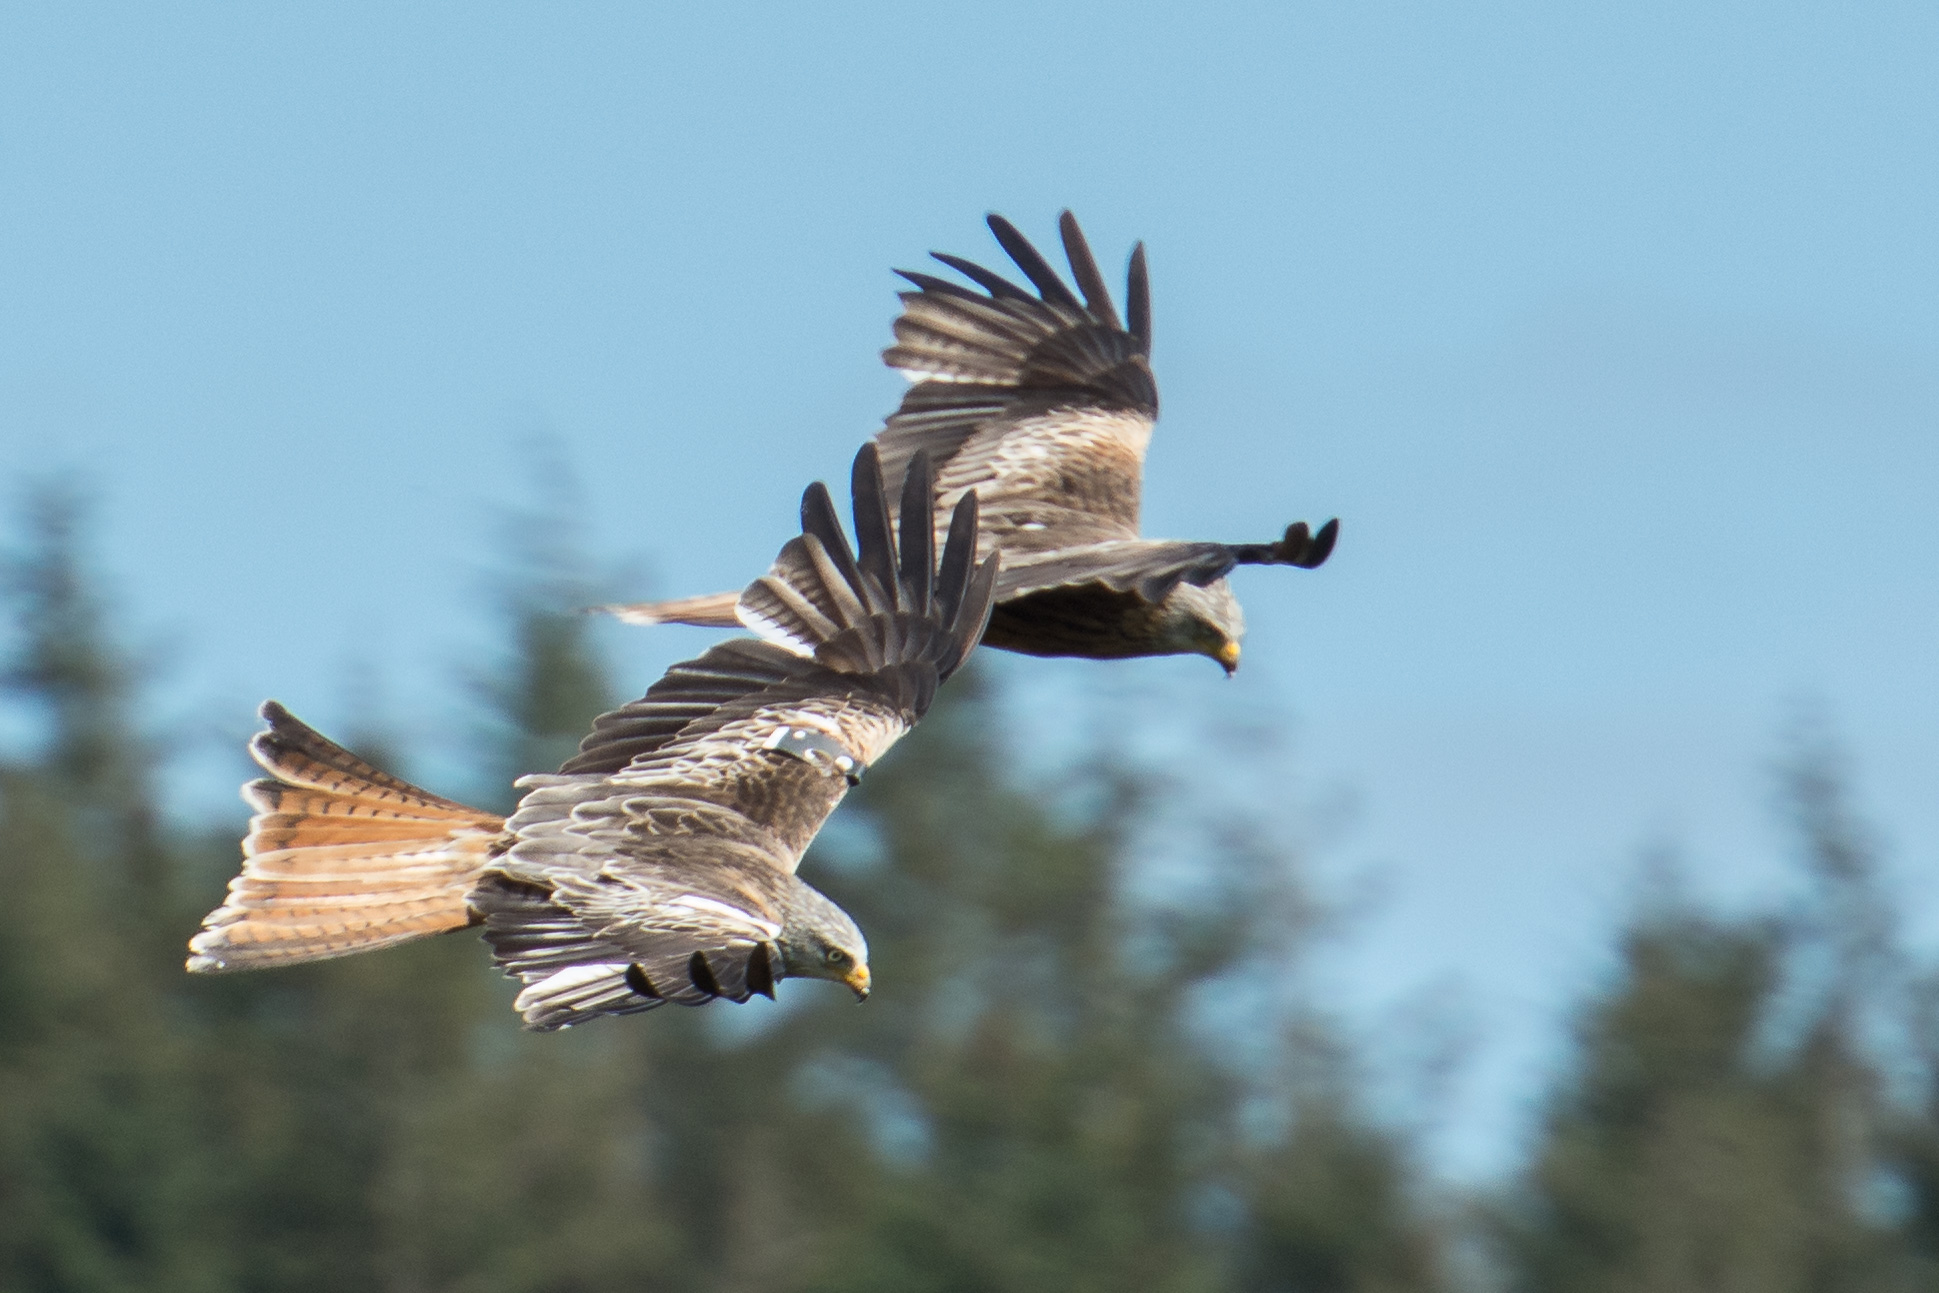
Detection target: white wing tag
<box><xmin>761</xmin><ymin>726</ymin><xmax>863</xmax><ymax>786</ymax></box>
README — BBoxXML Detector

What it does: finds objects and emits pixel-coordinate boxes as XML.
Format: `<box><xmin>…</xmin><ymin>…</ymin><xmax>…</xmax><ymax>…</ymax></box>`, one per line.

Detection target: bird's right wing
<box><xmin>478</xmin><ymin>446</ymin><xmax>998</xmax><ymax>1029</ymax></box>
<box><xmin>994</xmin><ymin>520</ymin><xmax>1342</xmax><ymax>606</ymax></box>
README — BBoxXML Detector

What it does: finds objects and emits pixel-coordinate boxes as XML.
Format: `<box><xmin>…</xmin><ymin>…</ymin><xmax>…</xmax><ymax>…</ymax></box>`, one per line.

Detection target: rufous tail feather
<box><xmin>594</xmin><ymin>590</ymin><xmax>741</xmax><ymax>628</ymax></box>
<box><xmin>186</xmin><ymin>702</ymin><xmax>506</xmax><ymax>973</ymax></box>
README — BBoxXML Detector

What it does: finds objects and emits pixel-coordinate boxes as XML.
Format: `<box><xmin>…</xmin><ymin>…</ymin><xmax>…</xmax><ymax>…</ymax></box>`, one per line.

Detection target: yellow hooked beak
<box><xmin>1216</xmin><ymin>641</ymin><xmax>1241</xmax><ymax>675</ymax></box>
<box><xmin>844</xmin><ymin>963</ymin><xmax>871</xmax><ymax>1001</ymax></box>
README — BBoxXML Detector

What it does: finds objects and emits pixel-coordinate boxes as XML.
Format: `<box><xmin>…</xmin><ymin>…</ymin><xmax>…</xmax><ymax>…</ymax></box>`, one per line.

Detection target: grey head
<box><xmin>774</xmin><ymin>877</ymin><xmax>872</xmax><ymax>999</ymax></box>
<box><xmin>1157</xmin><ymin>578</ymin><xmax>1247</xmax><ymax>674</ymax></box>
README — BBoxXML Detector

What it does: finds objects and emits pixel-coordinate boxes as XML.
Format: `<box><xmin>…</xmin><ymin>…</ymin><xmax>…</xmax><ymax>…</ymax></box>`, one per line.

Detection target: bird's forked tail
<box><xmin>595</xmin><ymin>589</ymin><xmax>742</xmax><ymax>629</ymax></box>
<box><xmin>186</xmin><ymin>702</ymin><xmax>505</xmax><ymax>973</ymax></box>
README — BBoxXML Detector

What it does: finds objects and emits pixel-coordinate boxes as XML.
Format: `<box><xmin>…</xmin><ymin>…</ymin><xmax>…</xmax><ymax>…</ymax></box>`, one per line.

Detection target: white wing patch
<box><xmin>607</xmin><ymin>699</ymin><xmax>912</xmax><ymax>797</ymax></box>
<box><xmin>526</xmin><ymin>962</ymin><xmax>628</xmax><ymax>994</ymax></box>
<box><xmin>666</xmin><ymin>894</ymin><xmax>781</xmax><ymax>939</ymax></box>
<box><xmin>901</xmin><ymin>368</ymin><xmax>1008</xmax><ymax>385</ymax></box>
<box><xmin>512</xmin><ymin>961</ymin><xmax>641</xmax><ymax>1020</ymax></box>
<box><xmin>736</xmin><ymin>599</ymin><xmax>819</xmax><ymax>656</ymax></box>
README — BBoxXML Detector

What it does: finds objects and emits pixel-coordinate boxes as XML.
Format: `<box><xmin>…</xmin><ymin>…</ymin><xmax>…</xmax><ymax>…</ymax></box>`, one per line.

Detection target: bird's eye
<box><xmin>825</xmin><ymin>948</ymin><xmax>849</xmax><ymax>966</ymax></box>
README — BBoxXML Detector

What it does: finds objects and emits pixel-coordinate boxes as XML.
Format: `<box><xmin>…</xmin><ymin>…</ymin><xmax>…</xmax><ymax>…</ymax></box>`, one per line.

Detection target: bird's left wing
<box><xmin>594</xmin><ymin>212</ymin><xmax>1161</xmax><ymax>633</ymax></box>
<box><xmin>474</xmin><ymin>818</ymin><xmax>804</xmax><ymax>1029</ymax></box>
<box><xmin>878</xmin><ymin>212</ymin><xmax>1159</xmax><ymax>558</ymax></box>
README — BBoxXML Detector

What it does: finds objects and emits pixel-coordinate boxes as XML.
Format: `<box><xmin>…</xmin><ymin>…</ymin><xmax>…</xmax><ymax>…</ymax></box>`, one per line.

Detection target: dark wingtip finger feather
<box><xmin>897</xmin><ymin>450</ymin><xmax>935</xmax><ymax>614</ymax></box>
<box><xmin>941</xmin><ymin>553</ymin><xmax>1001</xmax><ymax>680</ymax></box>
<box><xmin>1126</xmin><ymin>243</ymin><xmax>1151</xmax><ymax>350</ymax></box>
<box><xmin>931</xmin><ymin>250</ymin><xmax>1032</xmax><ymax>301</ymax></box>
<box><xmin>933</xmin><ymin>491</ymin><xmax>979</xmax><ymax>627</ymax></box>
<box><xmin>799</xmin><ymin>481</ymin><xmax>871</xmax><ymax>599</ymax></box>
<box><xmin>986</xmin><ymin>213</ymin><xmax>1084</xmax><ymax>312</ymax></box>
<box><xmin>849</xmin><ymin>444</ymin><xmax>899</xmax><ymax>612</ymax></box>
<box><xmin>1058</xmin><ymin>211</ymin><xmax>1121</xmax><ymax>329</ymax></box>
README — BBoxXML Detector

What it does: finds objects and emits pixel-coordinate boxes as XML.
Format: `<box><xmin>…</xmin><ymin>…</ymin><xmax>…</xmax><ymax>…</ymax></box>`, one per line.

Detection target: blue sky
<box><xmin>5</xmin><ymin>2</ymin><xmax>1936</xmax><ymax>1179</ymax></box>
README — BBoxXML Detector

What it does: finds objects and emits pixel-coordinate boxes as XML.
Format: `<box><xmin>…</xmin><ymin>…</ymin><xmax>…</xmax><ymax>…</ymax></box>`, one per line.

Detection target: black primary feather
<box><xmin>929</xmin><ymin>251</ymin><xmax>1032</xmax><ymax>301</ymax></box>
<box><xmin>986</xmin><ymin>214</ymin><xmax>1085</xmax><ymax>312</ymax></box>
<box><xmin>849</xmin><ymin>444</ymin><xmax>899</xmax><ymax>611</ymax></box>
<box><xmin>1126</xmin><ymin>243</ymin><xmax>1151</xmax><ymax>350</ymax></box>
<box><xmin>943</xmin><ymin>550</ymin><xmax>1001</xmax><ymax>679</ymax></box>
<box><xmin>897</xmin><ymin>450</ymin><xmax>935</xmax><ymax>614</ymax></box>
<box><xmin>1228</xmin><ymin>518</ymin><xmax>1341</xmax><ymax>571</ymax></box>
<box><xmin>799</xmin><ymin>481</ymin><xmax>871</xmax><ymax>598</ymax></box>
<box><xmin>624</xmin><ymin>964</ymin><xmax>662</xmax><ymax>999</ymax></box>
<box><xmin>933</xmin><ymin>489</ymin><xmax>979</xmax><ymax>629</ymax></box>
<box><xmin>687</xmin><ymin>950</ymin><xmax>724</xmax><ymax>999</ymax></box>
<box><xmin>739</xmin><ymin>443</ymin><xmax>997</xmax><ymax>684</ymax></box>
<box><xmin>880</xmin><ymin>213</ymin><xmax>1159</xmax><ymax>427</ymax></box>
<box><xmin>1058</xmin><ymin>210</ymin><xmax>1121</xmax><ymax>329</ymax></box>
<box><xmin>894</xmin><ymin>268</ymin><xmax>989</xmax><ymax>302</ymax></box>
<box><xmin>745</xmin><ymin>943</ymin><xmax>776</xmax><ymax>999</ymax></box>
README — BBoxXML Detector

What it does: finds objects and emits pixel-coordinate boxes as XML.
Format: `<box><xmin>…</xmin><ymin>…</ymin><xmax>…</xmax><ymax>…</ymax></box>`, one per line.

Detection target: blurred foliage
<box><xmin>6</xmin><ymin>483</ymin><xmax>1939</xmax><ymax>1291</ymax></box>
<box><xmin>1494</xmin><ymin>727</ymin><xmax>1939</xmax><ymax>1293</ymax></box>
<box><xmin>0</xmin><ymin>484</ymin><xmax>1443</xmax><ymax>1291</ymax></box>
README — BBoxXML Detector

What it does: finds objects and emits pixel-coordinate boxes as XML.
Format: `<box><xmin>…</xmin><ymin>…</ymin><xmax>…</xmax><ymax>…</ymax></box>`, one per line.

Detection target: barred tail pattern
<box><xmin>186</xmin><ymin>702</ymin><xmax>505</xmax><ymax>973</ymax></box>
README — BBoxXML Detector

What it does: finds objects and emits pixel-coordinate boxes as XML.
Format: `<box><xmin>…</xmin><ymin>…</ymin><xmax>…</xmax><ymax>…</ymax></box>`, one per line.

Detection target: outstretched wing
<box><xmin>995</xmin><ymin>519</ymin><xmax>1343</xmax><ymax>606</ymax></box>
<box><xmin>878</xmin><ymin>211</ymin><xmax>1158</xmax><ymax>559</ymax></box>
<box><xmin>598</xmin><ymin>511</ymin><xmax>1340</xmax><ymax>634</ymax></box>
<box><xmin>471</xmin><ymin>833</ymin><xmax>794</xmax><ymax>1029</ymax></box>
<box><xmin>478</xmin><ymin>446</ymin><xmax>999</xmax><ymax>1029</ymax></box>
<box><xmin>596</xmin><ymin>211</ymin><xmax>1337</xmax><ymax>642</ymax></box>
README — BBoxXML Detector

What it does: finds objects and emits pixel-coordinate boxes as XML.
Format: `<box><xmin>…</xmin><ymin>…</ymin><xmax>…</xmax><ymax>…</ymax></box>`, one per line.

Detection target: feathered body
<box><xmin>605</xmin><ymin>211</ymin><xmax>1336</xmax><ymax>672</ymax></box>
<box><xmin>188</xmin><ymin>447</ymin><xmax>997</xmax><ymax>1030</ymax></box>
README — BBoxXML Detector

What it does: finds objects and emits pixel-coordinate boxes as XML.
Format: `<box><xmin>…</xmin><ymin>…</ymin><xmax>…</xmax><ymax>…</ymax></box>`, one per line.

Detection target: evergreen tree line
<box><xmin>0</xmin><ymin>483</ymin><xmax>1935</xmax><ymax>1292</ymax></box>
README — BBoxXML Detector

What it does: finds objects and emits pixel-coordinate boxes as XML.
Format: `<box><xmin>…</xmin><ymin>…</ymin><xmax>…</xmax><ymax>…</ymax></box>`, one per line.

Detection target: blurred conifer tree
<box><xmin>0</xmin><ymin>477</ymin><xmax>1449</xmax><ymax>1291</ymax></box>
<box><xmin>0</xmin><ymin>483</ymin><xmax>218</xmax><ymax>1288</ymax></box>
<box><xmin>1496</xmin><ymin>730</ymin><xmax>1929</xmax><ymax>1293</ymax></box>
